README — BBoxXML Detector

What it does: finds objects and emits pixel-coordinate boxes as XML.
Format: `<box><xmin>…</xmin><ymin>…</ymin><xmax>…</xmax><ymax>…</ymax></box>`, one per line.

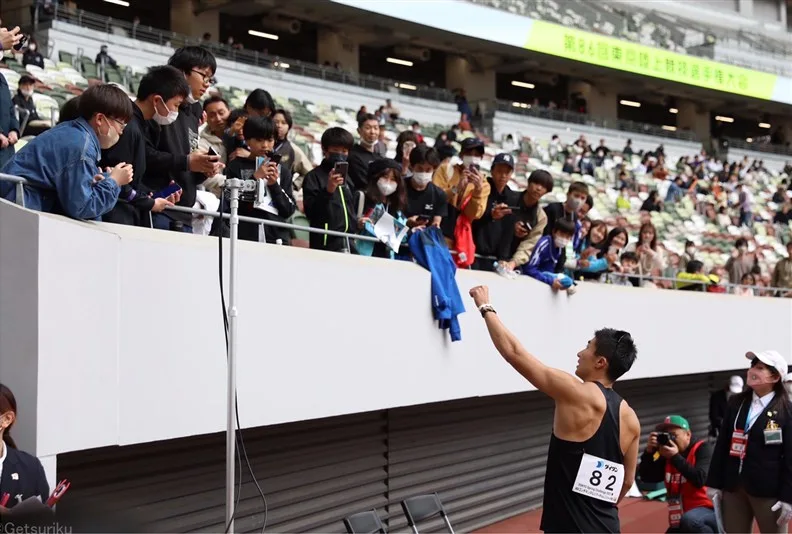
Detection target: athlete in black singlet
<box><xmin>469</xmin><ymin>285</ymin><xmax>641</xmax><ymax>534</ymax></box>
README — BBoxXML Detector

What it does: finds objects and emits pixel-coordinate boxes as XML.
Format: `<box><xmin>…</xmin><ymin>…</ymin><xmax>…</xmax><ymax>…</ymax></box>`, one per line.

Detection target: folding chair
<box><xmin>343</xmin><ymin>509</ymin><xmax>387</xmax><ymax>534</ymax></box>
<box><xmin>400</xmin><ymin>493</ymin><xmax>455</xmax><ymax>534</ymax></box>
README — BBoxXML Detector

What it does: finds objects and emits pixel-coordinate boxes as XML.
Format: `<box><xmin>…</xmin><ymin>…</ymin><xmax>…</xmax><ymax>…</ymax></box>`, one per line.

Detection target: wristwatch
<box><xmin>478</xmin><ymin>303</ymin><xmax>496</xmax><ymax>317</ymax></box>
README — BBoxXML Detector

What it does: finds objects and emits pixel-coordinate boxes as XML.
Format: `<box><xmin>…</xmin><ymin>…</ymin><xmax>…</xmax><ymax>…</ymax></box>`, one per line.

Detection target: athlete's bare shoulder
<box><xmin>618</xmin><ymin>400</ymin><xmax>641</xmax><ymax>447</ymax></box>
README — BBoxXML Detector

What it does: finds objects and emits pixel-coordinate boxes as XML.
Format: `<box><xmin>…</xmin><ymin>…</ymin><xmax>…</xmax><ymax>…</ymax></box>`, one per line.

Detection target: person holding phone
<box><xmin>302</xmin><ymin>127</ymin><xmax>357</xmax><ymax>253</ymax></box>
<box><xmin>100</xmin><ymin>66</ymin><xmax>190</xmax><ymax>227</ymax></box>
<box><xmin>404</xmin><ymin>144</ymin><xmax>448</xmax><ymax>227</ymax></box>
<box><xmin>432</xmin><ymin>137</ymin><xmax>491</xmax><ymax>249</ymax></box>
<box><xmin>578</xmin><ymin>227</ymin><xmax>629</xmax><ymax>281</ymax></box>
<box><xmin>224</xmin><ymin>116</ymin><xmax>295</xmax><ymax>244</ymax></box>
<box><xmin>471</xmin><ymin>153</ymin><xmax>520</xmax><ymax>271</ymax></box>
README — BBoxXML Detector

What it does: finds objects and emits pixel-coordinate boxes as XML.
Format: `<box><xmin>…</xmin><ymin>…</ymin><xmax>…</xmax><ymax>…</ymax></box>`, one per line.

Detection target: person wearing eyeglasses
<box><xmin>0</xmin><ymin>84</ymin><xmax>134</xmax><ymax>220</ymax></box>
<box><xmin>141</xmin><ymin>46</ymin><xmax>224</xmax><ymax>233</ymax></box>
<box><xmin>706</xmin><ymin>350</ymin><xmax>792</xmax><ymax>533</ymax></box>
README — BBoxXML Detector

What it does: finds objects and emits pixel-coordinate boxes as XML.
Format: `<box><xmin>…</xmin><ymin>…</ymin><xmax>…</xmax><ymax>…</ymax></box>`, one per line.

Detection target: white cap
<box><xmin>729</xmin><ymin>375</ymin><xmax>744</xmax><ymax>394</ymax></box>
<box><xmin>746</xmin><ymin>350</ymin><xmax>788</xmax><ymax>382</ymax></box>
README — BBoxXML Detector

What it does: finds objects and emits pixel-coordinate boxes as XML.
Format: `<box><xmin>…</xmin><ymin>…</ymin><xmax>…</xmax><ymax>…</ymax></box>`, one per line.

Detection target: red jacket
<box><xmin>665</xmin><ymin>440</ymin><xmax>713</xmax><ymax>512</ymax></box>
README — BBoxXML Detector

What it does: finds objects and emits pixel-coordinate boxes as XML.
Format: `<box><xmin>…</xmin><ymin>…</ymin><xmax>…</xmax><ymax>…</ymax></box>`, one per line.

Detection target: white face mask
<box><xmin>98</xmin><ymin>121</ymin><xmax>120</xmax><ymax>149</ymax></box>
<box><xmin>462</xmin><ymin>156</ymin><xmax>482</xmax><ymax>168</ymax></box>
<box><xmin>21</xmin><ymin>89</ymin><xmax>33</xmax><ymax>98</ymax></box>
<box><xmin>567</xmin><ymin>197</ymin><xmax>583</xmax><ymax>211</ymax></box>
<box><xmin>554</xmin><ymin>237</ymin><xmax>570</xmax><ymax>248</ymax></box>
<box><xmin>28</xmin><ymin>44</ymin><xmax>36</xmax><ymax>52</ymax></box>
<box><xmin>412</xmin><ymin>172</ymin><xmax>433</xmax><ymax>187</ymax></box>
<box><xmin>153</xmin><ymin>98</ymin><xmax>179</xmax><ymax>126</ymax></box>
<box><xmin>186</xmin><ymin>93</ymin><xmax>198</xmax><ymax>104</ymax></box>
<box><xmin>377</xmin><ymin>178</ymin><xmax>397</xmax><ymax>197</ymax></box>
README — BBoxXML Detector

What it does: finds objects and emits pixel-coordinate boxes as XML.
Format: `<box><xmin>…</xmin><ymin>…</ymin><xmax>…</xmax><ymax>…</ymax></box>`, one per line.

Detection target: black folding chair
<box><xmin>343</xmin><ymin>509</ymin><xmax>387</xmax><ymax>534</ymax></box>
<box><xmin>400</xmin><ymin>493</ymin><xmax>455</xmax><ymax>534</ymax></box>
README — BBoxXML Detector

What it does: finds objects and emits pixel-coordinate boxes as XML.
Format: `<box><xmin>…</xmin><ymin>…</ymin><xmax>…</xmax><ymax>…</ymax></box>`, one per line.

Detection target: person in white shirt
<box><xmin>706</xmin><ymin>350</ymin><xmax>792</xmax><ymax>533</ymax></box>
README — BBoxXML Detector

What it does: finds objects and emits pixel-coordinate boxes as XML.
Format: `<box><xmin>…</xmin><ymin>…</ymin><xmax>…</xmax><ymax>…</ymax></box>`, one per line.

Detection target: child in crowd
<box><xmin>523</xmin><ymin>218</ymin><xmax>576</xmax><ymax>292</ymax></box>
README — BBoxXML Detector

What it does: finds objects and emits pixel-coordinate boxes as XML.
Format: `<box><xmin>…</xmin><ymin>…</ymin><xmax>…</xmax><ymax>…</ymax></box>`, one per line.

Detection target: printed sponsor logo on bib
<box><xmin>572</xmin><ymin>453</ymin><xmax>625</xmax><ymax>504</ymax></box>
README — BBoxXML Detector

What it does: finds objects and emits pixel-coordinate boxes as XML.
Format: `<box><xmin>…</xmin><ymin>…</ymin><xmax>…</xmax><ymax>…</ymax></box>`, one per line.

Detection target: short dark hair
<box><xmin>243</xmin><ymin>116</ymin><xmax>275</xmax><ymax>141</ymax></box>
<box><xmin>321</xmin><ymin>127</ymin><xmax>354</xmax><ymax>151</ymax></box>
<box><xmin>245</xmin><ymin>89</ymin><xmax>274</xmax><ymax>114</ymax></box>
<box><xmin>358</xmin><ymin>113</ymin><xmax>378</xmax><ymax>129</ymax></box>
<box><xmin>568</xmin><ymin>181</ymin><xmax>589</xmax><ymax>196</ymax></box>
<box><xmin>594</xmin><ymin>328</ymin><xmax>637</xmax><ymax>382</ymax></box>
<box><xmin>273</xmin><ymin>108</ymin><xmax>293</xmax><ymax>130</ymax></box>
<box><xmin>18</xmin><ymin>74</ymin><xmax>36</xmax><ymax>86</ymax></box>
<box><xmin>554</xmin><ymin>218</ymin><xmax>575</xmax><ymax>236</ymax></box>
<box><xmin>168</xmin><ymin>46</ymin><xmax>217</xmax><ymax>75</ymax></box>
<box><xmin>735</xmin><ymin>237</ymin><xmax>748</xmax><ymax>249</ymax></box>
<box><xmin>203</xmin><ymin>95</ymin><xmax>229</xmax><ymax>111</ymax></box>
<box><xmin>410</xmin><ymin>144</ymin><xmax>440</xmax><ymax>168</ymax></box>
<box><xmin>137</xmin><ymin>65</ymin><xmax>190</xmax><ymax>102</ymax></box>
<box><xmin>78</xmin><ymin>84</ymin><xmax>133</xmax><ymax>122</ymax></box>
<box><xmin>686</xmin><ymin>260</ymin><xmax>704</xmax><ymax>274</ymax></box>
<box><xmin>620</xmin><ymin>251</ymin><xmax>639</xmax><ymax>263</ymax></box>
<box><xmin>528</xmin><ymin>169</ymin><xmax>554</xmax><ymax>192</ymax></box>
<box><xmin>58</xmin><ymin>96</ymin><xmax>81</xmax><ymax>124</ymax></box>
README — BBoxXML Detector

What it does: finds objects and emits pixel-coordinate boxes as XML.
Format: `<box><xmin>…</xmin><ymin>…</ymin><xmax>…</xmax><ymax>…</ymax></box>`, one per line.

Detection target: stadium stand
<box><xmin>2</xmin><ymin>22</ymin><xmax>792</xmax><ymax>296</ymax></box>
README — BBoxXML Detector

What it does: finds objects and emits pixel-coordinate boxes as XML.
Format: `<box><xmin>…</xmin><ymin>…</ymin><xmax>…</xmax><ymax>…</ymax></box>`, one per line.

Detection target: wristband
<box><xmin>478</xmin><ymin>303</ymin><xmax>496</xmax><ymax>317</ymax></box>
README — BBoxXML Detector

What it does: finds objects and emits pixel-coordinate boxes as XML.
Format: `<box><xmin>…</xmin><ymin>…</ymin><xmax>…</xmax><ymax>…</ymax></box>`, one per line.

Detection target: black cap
<box><xmin>492</xmin><ymin>153</ymin><xmax>515</xmax><ymax>170</ymax></box>
<box><xmin>460</xmin><ymin>137</ymin><xmax>485</xmax><ymax>153</ymax></box>
<box><xmin>367</xmin><ymin>158</ymin><xmax>402</xmax><ymax>180</ymax></box>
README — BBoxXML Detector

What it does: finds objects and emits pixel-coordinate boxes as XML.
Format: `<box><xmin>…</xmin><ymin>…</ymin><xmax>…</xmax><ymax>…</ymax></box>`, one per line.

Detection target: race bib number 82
<box><xmin>572</xmin><ymin>453</ymin><xmax>625</xmax><ymax>504</ymax></box>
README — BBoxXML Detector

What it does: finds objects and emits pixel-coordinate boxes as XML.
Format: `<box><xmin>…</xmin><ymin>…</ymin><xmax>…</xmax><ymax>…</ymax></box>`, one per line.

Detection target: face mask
<box><xmin>98</xmin><ymin>121</ymin><xmax>120</xmax><ymax>149</ymax></box>
<box><xmin>29</xmin><ymin>44</ymin><xmax>36</xmax><ymax>51</ymax></box>
<box><xmin>554</xmin><ymin>237</ymin><xmax>570</xmax><ymax>248</ymax></box>
<box><xmin>686</xmin><ymin>247</ymin><xmax>695</xmax><ymax>256</ymax></box>
<box><xmin>186</xmin><ymin>93</ymin><xmax>198</xmax><ymax>104</ymax></box>
<box><xmin>462</xmin><ymin>156</ymin><xmax>482</xmax><ymax>168</ymax></box>
<box><xmin>412</xmin><ymin>172</ymin><xmax>433</xmax><ymax>187</ymax></box>
<box><xmin>21</xmin><ymin>89</ymin><xmax>33</xmax><ymax>98</ymax></box>
<box><xmin>377</xmin><ymin>179</ymin><xmax>397</xmax><ymax>197</ymax></box>
<box><xmin>153</xmin><ymin>98</ymin><xmax>179</xmax><ymax>126</ymax></box>
<box><xmin>568</xmin><ymin>197</ymin><xmax>583</xmax><ymax>211</ymax></box>
<box><xmin>747</xmin><ymin>368</ymin><xmax>777</xmax><ymax>388</ymax></box>
<box><xmin>360</xmin><ymin>138</ymin><xmax>376</xmax><ymax>149</ymax></box>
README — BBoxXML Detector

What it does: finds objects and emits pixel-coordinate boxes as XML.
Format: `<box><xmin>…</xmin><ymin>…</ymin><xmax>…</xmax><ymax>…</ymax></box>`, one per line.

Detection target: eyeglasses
<box><xmin>111</xmin><ymin>117</ymin><xmax>127</xmax><ymax>132</ymax></box>
<box><xmin>191</xmin><ymin>69</ymin><xmax>217</xmax><ymax>85</ymax></box>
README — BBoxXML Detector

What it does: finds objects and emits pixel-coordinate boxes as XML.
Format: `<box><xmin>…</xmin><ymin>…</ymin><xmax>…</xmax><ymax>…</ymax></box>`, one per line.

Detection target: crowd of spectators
<box><xmin>2</xmin><ymin>24</ymin><xmax>792</xmax><ymax>298</ymax></box>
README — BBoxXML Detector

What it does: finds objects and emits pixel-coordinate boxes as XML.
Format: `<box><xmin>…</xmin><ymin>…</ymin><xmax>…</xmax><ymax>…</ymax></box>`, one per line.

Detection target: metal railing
<box><xmin>724</xmin><ymin>137</ymin><xmax>792</xmax><ymax>157</ymax></box>
<box><xmin>39</xmin><ymin>5</ymin><xmax>456</xmax><ymax>104</ymax></box>
<box><xmin>3</xmin><ymin>173</ymin><xmax>791</xmax><ymax>299</ymax></box>
<box><xmin>495</xmin><ymin>100</ymin><xmax>699</xmax><ymax>142</ymax></box>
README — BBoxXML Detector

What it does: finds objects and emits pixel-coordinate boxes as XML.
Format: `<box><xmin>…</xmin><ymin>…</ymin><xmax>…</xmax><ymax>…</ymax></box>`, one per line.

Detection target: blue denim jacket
<box><xmin>0</xmin><ymin>118</ymin><xmax>120</xmax><ymax>220</ymax></box>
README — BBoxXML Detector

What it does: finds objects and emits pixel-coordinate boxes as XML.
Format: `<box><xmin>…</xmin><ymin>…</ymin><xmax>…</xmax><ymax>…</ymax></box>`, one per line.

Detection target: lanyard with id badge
<box><xmin>731</xmin><ymin>401</ymin><xmax>782</xmax><ymax>472</ymax></box>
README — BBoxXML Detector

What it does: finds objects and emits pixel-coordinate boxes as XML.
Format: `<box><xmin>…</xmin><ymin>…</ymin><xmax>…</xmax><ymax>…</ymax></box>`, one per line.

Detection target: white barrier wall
<box><xmin>1</xmin><ymin>198</ymin><xmax>791</xmax><ymax>462</ymax></box>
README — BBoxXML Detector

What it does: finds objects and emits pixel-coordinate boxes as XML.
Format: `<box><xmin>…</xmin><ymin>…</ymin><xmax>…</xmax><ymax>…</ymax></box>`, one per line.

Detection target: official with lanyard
<box><xmin>706</xmin><ymin>351</ymin><xmax>792</xmax><ymax>533</ymax></box>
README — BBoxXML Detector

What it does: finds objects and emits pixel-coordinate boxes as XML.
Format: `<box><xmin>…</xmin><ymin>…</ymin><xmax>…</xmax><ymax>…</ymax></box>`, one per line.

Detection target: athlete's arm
<box><xmin>618</xmin><ymin>405</ymin><xmax>641</xmax><ymax>504</ymax></box>
<box><xmin>470</xmin><ymin>286</ymin><xmax>584</xmax><ymax>402</ymax></box>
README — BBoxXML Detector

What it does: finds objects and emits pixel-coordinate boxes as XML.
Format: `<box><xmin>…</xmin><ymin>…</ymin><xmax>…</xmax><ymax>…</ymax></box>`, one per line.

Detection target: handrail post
<box><xmin>15</xmin><ymin>182</ymin><xmax>25</xmax><ymax>208</ymax></box>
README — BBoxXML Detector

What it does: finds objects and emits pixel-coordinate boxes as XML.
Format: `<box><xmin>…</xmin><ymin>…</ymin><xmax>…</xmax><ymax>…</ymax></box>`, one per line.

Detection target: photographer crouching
<box><xmin>639</xmin><ymin>415</ymin><xmax>717</xmax><ymax>532</ymax></box>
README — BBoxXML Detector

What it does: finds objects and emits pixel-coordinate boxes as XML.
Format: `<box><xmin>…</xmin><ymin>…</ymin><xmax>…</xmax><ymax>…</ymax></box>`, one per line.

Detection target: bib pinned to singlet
<box><xmin>572</xmin><ymin>453</ymin><xmax>625</xmax><ymax>504</ymax></box>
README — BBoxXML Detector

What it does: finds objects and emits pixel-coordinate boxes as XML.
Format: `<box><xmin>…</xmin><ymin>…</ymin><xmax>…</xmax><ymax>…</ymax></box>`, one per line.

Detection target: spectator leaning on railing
<box><xmin>0</xmin><ymin>84</ymin><xmax>134</xmax><ymax>220</ymax></box>
<box><xmin>100</xmin><ymin>65</ymin><xmax>190</xmax><ymax>227</ymax></box>
<box><xmin>501</xmin><ymin>169</ymin><xmax>554</xmax><ymax>273</ymax></box>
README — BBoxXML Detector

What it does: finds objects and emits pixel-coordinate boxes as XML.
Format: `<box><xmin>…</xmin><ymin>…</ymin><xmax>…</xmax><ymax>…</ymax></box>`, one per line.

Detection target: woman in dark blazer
<box><xmin>0</xmin><ymin>383</ymin><xmax>50</xmax><ymax>514</ymax></box>
<box><xmin>706</xmin><ymin>351</ymin><xmax>792</xmax><ymax>533</ymax></box>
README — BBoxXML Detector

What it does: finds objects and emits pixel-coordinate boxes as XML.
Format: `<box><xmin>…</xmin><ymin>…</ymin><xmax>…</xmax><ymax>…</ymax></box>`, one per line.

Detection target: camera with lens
<box><xmin>656</xmin><ymin>432</ymin><xmax>674</xmax><ymax>446</ymax></box>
